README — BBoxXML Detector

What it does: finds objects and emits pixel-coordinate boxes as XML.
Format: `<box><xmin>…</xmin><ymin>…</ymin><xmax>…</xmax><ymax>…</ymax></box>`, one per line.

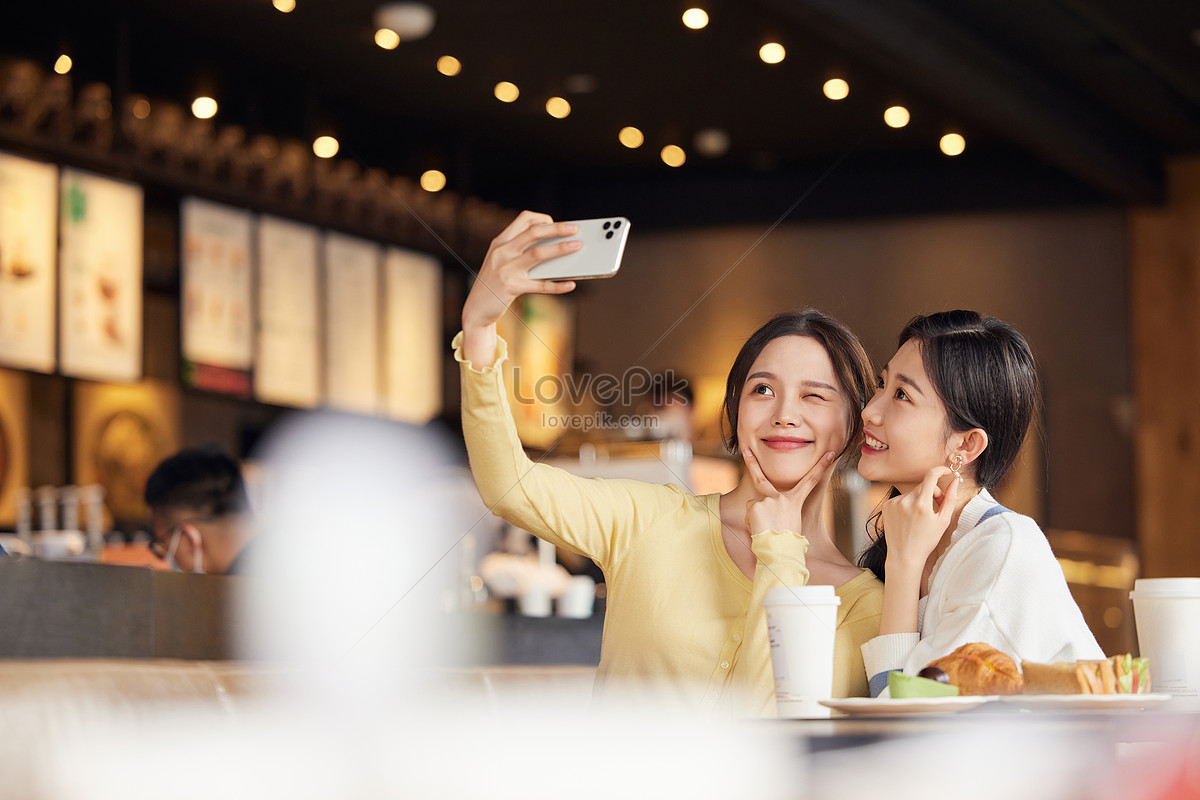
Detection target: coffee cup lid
<box><xmin>1129</xmin><ymin>577</ymin><xmax>1200</xmax><ymax>599</ymax></box>
<box><xmin>763</xmin><ymin>585</ymin><xmax>841</xmax><ymax>607</ymax></box>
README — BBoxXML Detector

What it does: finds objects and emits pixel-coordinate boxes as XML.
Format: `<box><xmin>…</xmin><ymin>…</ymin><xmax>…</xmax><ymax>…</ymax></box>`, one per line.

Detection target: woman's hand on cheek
<box><xmin>743</xmin><ymin>447</ymin><xmax>836</xmax><ymax>536</ymax></box>
<box><xmin>881</xmin><ymin>466</ymin><xmax>960</xmax><ymax>571</ymax></box>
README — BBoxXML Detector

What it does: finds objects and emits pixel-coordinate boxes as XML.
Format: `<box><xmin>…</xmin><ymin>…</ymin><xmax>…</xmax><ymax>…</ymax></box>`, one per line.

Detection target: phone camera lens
<box><xmin>605</xmin><ymin>231</ymin><xmax>614</xmax><ymax>239</ymax></box>
<box><xmin>603</xmin><ymin>221</ymin><xmax>611</xmax><ymax>230</ymax></box>
<box><xmin>614</xmin><ymin>220</ymin><xmax>622</xmax><ymax>229</ymax></box>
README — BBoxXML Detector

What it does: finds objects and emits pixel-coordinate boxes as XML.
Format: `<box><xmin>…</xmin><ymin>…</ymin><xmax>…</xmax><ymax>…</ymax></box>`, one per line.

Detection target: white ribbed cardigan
<box><xmin>861</xmin><ymin>489</ymin><xmax>1104</xmax><ymax>694</ymax></box>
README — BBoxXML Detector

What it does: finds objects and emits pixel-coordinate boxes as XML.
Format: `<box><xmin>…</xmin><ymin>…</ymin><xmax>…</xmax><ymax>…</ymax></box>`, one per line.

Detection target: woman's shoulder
<box><xmin>947</xmin><ymin>504</ymin><xmax>1060</xmax><ymax>580</ymax></box>
<box><xmin>597</xmin><ymin>477</ymin><xmax>711</xmax><ymax>512</ymax></box>
<box><xmin>961</xmin><ymin>505</ymin><xmax>1048</xmax><ymax>549</ymax></box>
<box><xmin>836</xmin><ymin>569</ymin><xmax>885</xmax><ymax>620</ymax></box>
<box><xmin>837</xmin><ymin>568</ymin><xmax>885</xmax><ymax>601</ymax></box>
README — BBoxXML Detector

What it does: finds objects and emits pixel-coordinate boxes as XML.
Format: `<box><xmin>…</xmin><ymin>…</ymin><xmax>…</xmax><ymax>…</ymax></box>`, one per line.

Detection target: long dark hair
<box><xmin>858</xmin><ymin>310</ymin><xmax>1039</xmax><ymax>581</ymax></box>
<box><xmin>722</xmin><ymin>309</ymin><xmax>873</xmax><ymax>468</ymax></box>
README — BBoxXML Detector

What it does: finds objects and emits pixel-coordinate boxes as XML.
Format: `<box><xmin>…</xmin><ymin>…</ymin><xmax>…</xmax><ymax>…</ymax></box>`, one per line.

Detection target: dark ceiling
<box><xmin>7</xmin><ymin>0</ymin><xmax>1200</xmax><ymax>227</ymax></box>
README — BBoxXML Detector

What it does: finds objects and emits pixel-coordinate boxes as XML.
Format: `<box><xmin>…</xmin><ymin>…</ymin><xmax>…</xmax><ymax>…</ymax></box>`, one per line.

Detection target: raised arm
<box><xmin>460</xmin><ymin>210</ymin><xmax>580</xmax><ymax>369</ymax></box>
<box><xmin>459</xmin><ymin>212</ymin><xmax>681</xmax><ymax>569</ymax></box>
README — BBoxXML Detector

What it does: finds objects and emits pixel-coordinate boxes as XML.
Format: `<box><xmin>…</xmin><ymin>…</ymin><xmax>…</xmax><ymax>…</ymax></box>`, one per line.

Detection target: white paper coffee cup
<box><xmin>1129</xmin><ymin>577</ymin><xmax>1200</xmax><ymax>707</ymax></box>
<box><xmin>763</xmin><ymin>585</ymin><xmax>841</xmax><ymax>718</ymax></box>
<box><xmin>518</xmin><ymin>587</ymin><xmax>552</xmax><ymax>617</ymax></box>
<box><xmin>556</xmin><ymin>575</ymin><xmax>596</xmax><ymax>619</ymax></box>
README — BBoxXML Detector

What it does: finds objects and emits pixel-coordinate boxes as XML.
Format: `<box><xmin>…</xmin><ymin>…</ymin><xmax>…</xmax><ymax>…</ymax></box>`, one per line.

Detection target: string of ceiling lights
<box><xmin>378</xmin><ymin>3</ymin><xmax>969</xmax><ymax>166</ymax></box>
<box><xmin>47</xmin><ymin>1</ymin><xmax>969</xmax><ymax>193</ymax></box>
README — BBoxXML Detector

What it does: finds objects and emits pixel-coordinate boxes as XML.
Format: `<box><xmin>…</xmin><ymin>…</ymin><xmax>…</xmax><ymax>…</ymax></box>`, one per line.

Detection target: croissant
<box><xmin>926</xmin><ymin>642</ymin><xmax>1024</xmax><ymax>696</ymax></box>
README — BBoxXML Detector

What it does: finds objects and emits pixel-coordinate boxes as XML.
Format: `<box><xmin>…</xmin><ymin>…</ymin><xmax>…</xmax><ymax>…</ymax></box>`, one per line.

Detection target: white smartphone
<box><xmin>526</xmin><ymin>217</ymin><xmax>631</xmax><ymax>281</ymax></box>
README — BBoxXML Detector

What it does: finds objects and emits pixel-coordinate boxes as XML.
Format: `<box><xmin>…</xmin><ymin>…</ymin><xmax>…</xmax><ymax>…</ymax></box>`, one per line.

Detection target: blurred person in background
<box><xmin>144</xmin><ymin>445</ymin><xmax>255</xmax><ymax>575</ymax></box>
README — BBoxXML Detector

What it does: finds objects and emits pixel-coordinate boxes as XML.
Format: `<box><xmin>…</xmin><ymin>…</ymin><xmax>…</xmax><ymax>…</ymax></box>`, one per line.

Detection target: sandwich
<box><xmin>1021</xmin><ymin>654</ymin><xmax>1151</xmax><ymax>695</ymax></box>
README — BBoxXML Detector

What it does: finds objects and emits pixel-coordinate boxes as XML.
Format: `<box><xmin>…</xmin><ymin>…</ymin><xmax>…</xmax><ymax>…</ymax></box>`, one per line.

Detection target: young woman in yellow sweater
<box><xmin>458</xmin><ymin>211</ymin><xmax>883</xmax><ymax>714</ymax></box>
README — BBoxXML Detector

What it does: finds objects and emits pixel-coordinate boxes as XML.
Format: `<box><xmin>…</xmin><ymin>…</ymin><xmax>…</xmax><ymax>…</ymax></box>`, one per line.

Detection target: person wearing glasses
<box><xmin>144</xmin><ymin>445</ymin><xmax>255</xmax><ymax>575</ymax></box>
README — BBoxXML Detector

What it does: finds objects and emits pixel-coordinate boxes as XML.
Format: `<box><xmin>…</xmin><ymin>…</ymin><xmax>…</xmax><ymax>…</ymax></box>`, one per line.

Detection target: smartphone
<box><xmin>526</xmin><ymin>217</ymin><xmax>631</xmax><ymax>281</ymax></box>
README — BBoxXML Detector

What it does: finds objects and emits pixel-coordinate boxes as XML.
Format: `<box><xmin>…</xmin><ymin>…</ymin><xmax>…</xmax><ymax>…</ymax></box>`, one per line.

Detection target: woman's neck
<box><xmin>723</xmin><ymin>474</ymin><xmax>834</xmax><ymax>543</ymax></box>
<box><xmin>930</xmin><ymin>480</ymin><xmax>983</xmax><ymax>565</ymax></box>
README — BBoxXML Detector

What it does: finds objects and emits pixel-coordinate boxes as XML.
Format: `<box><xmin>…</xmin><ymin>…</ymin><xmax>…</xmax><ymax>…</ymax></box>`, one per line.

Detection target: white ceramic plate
<box><xmin>819</xmin><ymin>696</ymin><xmax>998</xmax><ymax>716</ymax></box>
<box><xmin>997</xmin><ymin>693</ymin><xmax>1173</xmax><ymax>711</ymax></box>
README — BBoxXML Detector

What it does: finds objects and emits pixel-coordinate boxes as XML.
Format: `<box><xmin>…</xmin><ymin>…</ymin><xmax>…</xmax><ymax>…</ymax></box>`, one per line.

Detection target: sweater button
<box><xmin>732</xmin><ymin>633</ymin><xmax>742</xmax><ymax>642</ymax></box>
<box><xmin>720</xmin><ymin>661</ymin><xmax>730</xmax><ymax>670</ymax></box>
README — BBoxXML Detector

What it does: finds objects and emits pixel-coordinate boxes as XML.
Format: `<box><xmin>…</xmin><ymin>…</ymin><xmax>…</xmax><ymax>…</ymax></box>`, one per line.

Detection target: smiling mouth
<box><xmin>762</xmin><ymin>437</ymin><xmax>812</xmax><ymax>450</ymax></box>
<box><xmin>863</xmin><ymin>433</ymin><xmax>889</xmax><ymax>451</ymax></box>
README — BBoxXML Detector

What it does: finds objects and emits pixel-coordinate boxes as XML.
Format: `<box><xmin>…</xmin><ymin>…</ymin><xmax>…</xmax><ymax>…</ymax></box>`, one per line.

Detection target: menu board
<box><xmin>181</xmin><ymin>198</ymin><xmax>254</xmax><ymax>396</ymax></box>
<box><xmin>324</xmin><ymin>232</ymin><xmax>381</xmax><ymax>414</ymax></box>
<box><xmin>0</xmin><ymin>153</ymin><xmax>57</xmax><ymax>373</ymax></box>
<box><xmin>384</xmin><ymin>247</ymin><xmax>441</xmax><ymax>423</ymax></box>
<box><xmin>59</xmin><ymin>169</ymin><xmax>142</xmax><ymax>383</ymax></box>
<box><xmin>256</xmin><ymin>216</ymin><xmax>320</xmax><ymax>408</ymax></box>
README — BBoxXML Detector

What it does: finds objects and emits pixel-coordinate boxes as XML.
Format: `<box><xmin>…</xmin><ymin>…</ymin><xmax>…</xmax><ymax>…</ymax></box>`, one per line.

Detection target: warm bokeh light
<box><xmin>375</xmin><ymin>28</ymin><xmax>401</xmax><ymax>49</ymax></box>
<box><xmin>682</xmin><ymin>8</ymin><xmax>708</xmax><ymax>29</ymax></box>
<box><xmin>884</xmin><ymin>105</ymin><xmax>910</xmax><ymax>128</ymax></box>
<box><xmin>939</xmin><ymin>132</ymin><xmax>966</xmax><ymax>156</ymax></box>
<box><xmin>661</xmin><ymin>145</ymin><xmax>686</xmax><ymax>167</ymax></box>
<box><xmin>759</xmin><ymin>43</ymin><xmax>785</xmax><ymax>64</ymax></box>
<box><xmin>618</xmin><ymin>126</ymin><xmax>644</xmax><ymax>149</ymax></box>
<box><xmin>53</xmin><ymin>55</ymin><xmax>72</xmax><ymax>75</ymax></box>
<box><xmin>272</xmin><ymin>0</ymin><xmax>295</xmax><ymax>11</ymax></box>
<box><xmin>494</xmin><ymin>81</ymin><xmax>519</xmax><ymax>102</ymax></box>
<box><xmin>420</xmin><ymin>169</ymin><xmax>446</xmax><ymax>192</ymax></box>
<box><xmin>545</xmin><ymin>97</ymin><xmax>571</xmax><ymax>119</ymax></box>
<box><xmin>132</xmin><ymin>98</ymin><xmax>151</xmax><ymax>119</ymax></box>
<box><xmin>823</xmin><ymin>78</ymin><xmax>849</xmax><ymax>100</ymax></box>
<box><xmin>693</xmin><ymin>128</ymin><xmax>729</xmax><ymax>158</ymax></box>
<box><xmin>191</xmin><ymin>96</ymin><xmax>218</xmax><ymax>119</ymax></box>
<box><xmin>313</xmin><ymin>135</ymin><xmax>339</xmax><ymax>158</ymax></box>
<box><xmin>436</xmin><ymin>55</ymin><xmax>461</xmax><ymax>76</ymax></box>
<box><xmin>253</xmin><ymin>136</ymin><xmax>279</xmax><ymax>159</ymax></box>
<box><xmin>565</xmin><ymin>73</ymin><xmax>596</xmax><ymax>93</ymax></box>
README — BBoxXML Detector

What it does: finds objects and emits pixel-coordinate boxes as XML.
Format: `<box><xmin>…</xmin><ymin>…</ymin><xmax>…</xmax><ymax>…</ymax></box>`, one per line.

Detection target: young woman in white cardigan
<box><xmin>856</xmin><ymin>310</ymin><xmax>1102</xmax><ymax>695</ymax></box>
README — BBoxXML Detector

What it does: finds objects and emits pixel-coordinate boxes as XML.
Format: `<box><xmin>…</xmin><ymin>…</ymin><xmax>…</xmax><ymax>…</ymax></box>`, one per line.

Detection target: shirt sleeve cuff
<box><xmin>861</xmin><ymin>631</ymin><xmax>920</xmax><ymax>677</ymax></box>
<box><xmin>749</xmin><ymin>529</ymin><xmax>809</xmax><ymax>560</ymax></box>
<box><xmin>452</xmin><ymin>330</ymin><xmax>509</xmax><ymax>373</ymax></box>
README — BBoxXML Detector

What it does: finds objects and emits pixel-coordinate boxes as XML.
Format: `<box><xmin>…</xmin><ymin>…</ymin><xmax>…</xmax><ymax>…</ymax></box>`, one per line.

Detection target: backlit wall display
<box><xmin>384</xmin><ymin>246</ymin><xmax>441</xmax><ymax>423</ymax></box>
<box><xmin>0</xmin><ymin>152</ymin><xmax>57</xmax><ymax>373</ymax></box>
<box><xmin>256</xmin><ymin>216</ymin><xmax>320</xmax><ymax>408</ymax></box>
<box><xmin>59</xmin><ymin>169</ymin><xmax>142</xmax><ymax>383</ymax></box>
<box><xmin>324</xmin><ymin>232</ymin><xmax>381</xmax><ymax>414</ymax></box>
<box><xmin>181</xmin><ymin>198</ymin><xmax>255</xmax><ymax>396</ymax></box>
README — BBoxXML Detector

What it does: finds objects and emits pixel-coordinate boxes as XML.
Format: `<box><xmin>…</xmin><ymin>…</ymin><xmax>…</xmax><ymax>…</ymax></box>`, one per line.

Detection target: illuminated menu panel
<box><xmin>59</xmin><ymin>169</ymin><xmax>142</xmax><ymax>383</ymax></box>
<box><xmin>0</xmin><ymin>152</ymin><xmax>57</xmax><ymax>373</ymax></box>
<box><xmin>384</xmin><ymin>246</ymin><xmax>441</xmax><ymax>423</ymax></box>
<box><xmin>180</xmin><ymin>198</ymin><xmax>254</xmax><ymax>396</ymax></box>
<box><xmin>324</xmin><ymin>232</ymin><xmax>381</xmax><ymax>414</ymax></box>
<box><xmin>256</xmin><ymin>216</ymin><xmax>320</xmax><ymax>408</ymax></box>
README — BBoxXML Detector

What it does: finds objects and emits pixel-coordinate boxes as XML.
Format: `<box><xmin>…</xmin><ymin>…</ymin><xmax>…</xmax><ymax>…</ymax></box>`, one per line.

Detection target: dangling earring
<box><xmin>950</xmin><ymin>454</ymin><xmax>964</xmax><ymax>480</ymax></box>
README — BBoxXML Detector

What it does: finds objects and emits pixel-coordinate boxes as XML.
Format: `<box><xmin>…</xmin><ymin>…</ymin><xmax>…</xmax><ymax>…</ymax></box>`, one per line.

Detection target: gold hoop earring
<box><xmin>950</xmin><ymin>454</ymin><xmax>964</xmax><ymax>479</ymax></box>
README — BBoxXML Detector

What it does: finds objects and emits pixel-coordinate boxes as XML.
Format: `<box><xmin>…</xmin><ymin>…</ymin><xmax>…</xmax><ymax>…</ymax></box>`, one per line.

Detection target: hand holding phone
<box><xmin>526</xmin><ymin>217</ymin><xmax>631</xmax><ymax>281</ymax></box>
